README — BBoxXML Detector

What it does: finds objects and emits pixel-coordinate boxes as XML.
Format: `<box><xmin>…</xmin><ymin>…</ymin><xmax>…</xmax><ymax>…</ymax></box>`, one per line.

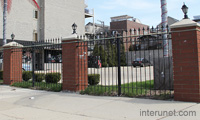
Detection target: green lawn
<box><xmin>0</xmin><ymin>80</ymin><xmax>3</xmax><ymax>84</ymax></box>
<box><xmin>12</xmin><ymin>81</ymin><xmax>62</xmax><ymax>92</ymax></box>
<box><xmin>80</xmin><ymin>80</ymin><xmax>155</xmax><ymax>97</ymax></box>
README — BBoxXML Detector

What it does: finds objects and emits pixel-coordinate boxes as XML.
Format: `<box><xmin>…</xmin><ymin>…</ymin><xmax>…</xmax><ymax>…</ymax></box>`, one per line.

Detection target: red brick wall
<box><xmin>62</xmin><ymin>40</ymin><xmax>88</xmax><ymax>91</ymax></box>
<box><xmin>3</xmin><ymin>48</ymin><xmax>22</xmax><ymax>85</ymax></box>
<box><xmin>110</xmin><ymin>20</ymin><xmax>149</xmax><ymax>51</ymax></box>
<box><xmin>172</xmin><ymin>26</ymin><xmax>200</xmax><ymax>102</ymax></box>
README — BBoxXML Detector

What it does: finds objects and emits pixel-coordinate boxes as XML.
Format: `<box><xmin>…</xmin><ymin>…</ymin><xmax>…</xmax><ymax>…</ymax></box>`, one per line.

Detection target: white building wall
<box><xmin>45</xmin><ymin>0</ymin><xmax>85</xmax><ymax>39</ymax></box>
<box><xmin>0</xmin><ymin>0</ymin><xmax>37</xmax><ymax>41</ymax></box>
<box><xmin>0</xmin><ymin>0</ymin><xmax>85</xmax><ymax>42</ymax></box>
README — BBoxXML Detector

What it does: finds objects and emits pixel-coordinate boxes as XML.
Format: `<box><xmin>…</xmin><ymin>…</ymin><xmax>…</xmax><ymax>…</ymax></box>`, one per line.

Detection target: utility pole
<box><xmin>3</xmin><ymin>0</ymin><xmax>7</xmax><ymax>45</ymax></box>
<box><xmin>97</xmin><ymin>20</ymin><xmax>104</xmax><ymax>33</ymax></box>
<box><xmin>161</xmin><ymin>0</ymin><xmax>168</xmax><ymax>57</ymax></box>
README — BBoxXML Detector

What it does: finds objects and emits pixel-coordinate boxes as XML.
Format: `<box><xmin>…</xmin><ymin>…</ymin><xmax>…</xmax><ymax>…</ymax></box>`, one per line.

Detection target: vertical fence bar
<box><xmin>117</xmin><ymin>34</ymin><xmax>121</xmax><ymax>96</ymax></box>
<box><xmin>32</xmin><ymin>45</ymin><xmax>35</xmax><ymax>87</ymax></box>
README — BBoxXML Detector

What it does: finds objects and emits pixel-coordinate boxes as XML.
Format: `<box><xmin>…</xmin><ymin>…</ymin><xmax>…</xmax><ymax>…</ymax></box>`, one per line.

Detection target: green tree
<box><xmin>107</xmin><ymin>42</ymin><xmax>115</xmax><ymax>67</ymax></box>
<box><xmin>120</xmin><ymin>42</ymin><xmax>127</xmax><ymax>66</ymax></box>
<box><xmin>99</xmin><ymin>46</ymin><xmax>108</xmax><ymax>67</ymax></box>
<box><xmin>92</xmin><ymin>45</ymin><xmax>108</xmax><ymax>67</ymax></box>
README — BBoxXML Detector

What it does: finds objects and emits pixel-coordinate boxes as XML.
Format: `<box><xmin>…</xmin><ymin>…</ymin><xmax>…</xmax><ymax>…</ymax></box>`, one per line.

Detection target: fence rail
<box><xmin>3</xmin><ymin>26</ymin><xmax>174</xmax><ymax>99</ymax></box>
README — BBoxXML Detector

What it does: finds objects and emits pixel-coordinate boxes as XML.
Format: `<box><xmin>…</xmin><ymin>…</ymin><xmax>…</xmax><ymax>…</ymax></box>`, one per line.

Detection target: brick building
<box><xmin>110</xmin><ymin>15</ymin><xmax>149</xmax><ymax>51</ymax></box>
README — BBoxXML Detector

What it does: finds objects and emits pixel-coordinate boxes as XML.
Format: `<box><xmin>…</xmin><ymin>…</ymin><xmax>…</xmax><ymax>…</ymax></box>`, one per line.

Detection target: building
<box><xmin>85</xmin><ymin>22</ymin><xmax>110</xmax><ymax>34</ymax></box>
<box><xmin>193</xmin><ymin>15</ymin><xmax>200</xmax><ymax>23</ymax></box>
<box><xmin>0</xmin><ymin>0</ymin><xmax>93</xmax><ymax>70</ymax></box>
<box><xmin>0</xmin><ymin>0</ymin><xmax>91</xmax><ymax>43</ymax></box>
<box><xmin>156</xmin><ymin>16</ymin><xmax>179</xmax><ymax>31</ymax></box>
<box><xmin>110</xmin><ymin>15</ymin><xmax>149</xmax><ymax>51</ymax></box>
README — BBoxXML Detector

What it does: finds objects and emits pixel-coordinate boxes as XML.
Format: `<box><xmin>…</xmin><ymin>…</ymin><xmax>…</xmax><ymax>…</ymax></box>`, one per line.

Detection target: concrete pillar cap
<box><xmin>62</xmin><ymin>34</ymin><xmax>78</xmax><ymax>41</ymax></box>
<box><xmin>170</xmin><ymin>19</ymin><xmax>200</xmax><ymax>29</ymax></box>
<box><xmin>3</xmin><ymin>41</ymin><xmax>23</xmax><ymax>48</ymax></box>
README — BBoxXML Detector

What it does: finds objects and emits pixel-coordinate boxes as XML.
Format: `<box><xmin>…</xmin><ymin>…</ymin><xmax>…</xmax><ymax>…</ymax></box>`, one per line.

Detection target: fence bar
<box><xmin>117</xmin><ymin>34</ymin><xmax>121</xmax><ymax>96</ymax></box>
<box><xmin>32</xmin><ymin>45</ymin><xmax>35</xmax><ymax>87</ymax></box>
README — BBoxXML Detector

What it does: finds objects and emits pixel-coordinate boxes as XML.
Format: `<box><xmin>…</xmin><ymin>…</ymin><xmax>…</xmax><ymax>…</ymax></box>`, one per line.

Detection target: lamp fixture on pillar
<box><xmin>11</xmin><ymin>33</ymin><xmax>15</xmax><ymax>41</ymax></box>
<box><xmin>181</xmin><ymin>3</ymin><xmax>189</xmax><ymax>19</ymax></box>
<box><xmin>72</xmin><ymin>23</ymin><xmax>77</xmax><ymax>34</ymax></box>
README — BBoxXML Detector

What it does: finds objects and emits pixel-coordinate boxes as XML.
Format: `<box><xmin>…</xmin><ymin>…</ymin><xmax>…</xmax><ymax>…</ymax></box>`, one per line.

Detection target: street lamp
<box><xmin>72</xmin><ymin>23</ymin><xmax>77</xmax><ymax>34</ymax></box>
<box><xmin>181</xmin><ymin>3</ymin><xmax>189</xmax><ymax>19</ymax></box>
<box><xmin>11</xmin><ymin>33</ymin><xmax>15</xmax><ymax>41</ymax></box>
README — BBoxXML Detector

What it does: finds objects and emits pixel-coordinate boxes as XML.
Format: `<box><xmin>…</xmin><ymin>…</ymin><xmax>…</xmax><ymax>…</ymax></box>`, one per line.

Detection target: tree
<box><xmin>1</xmin><ymin>0</ymin><xmax>40</xmax><ymax>45</ymax></box>
<box><xmin>120</xmin><ymin>42</ymin><xmax>126</xmax><ymax>66</ymax></box>
<box><xmin>99</xmin><ymin>46</ymin><xmax>108</xmax><ymax>67</ymax></box>
<box><xmin>93</xmin><ymin>44</ymin><xmax>108</xmax><ymax>67</ymax></box>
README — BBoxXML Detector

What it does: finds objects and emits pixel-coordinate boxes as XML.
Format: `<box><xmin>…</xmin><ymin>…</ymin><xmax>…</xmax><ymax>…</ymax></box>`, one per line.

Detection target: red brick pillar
<box><xmin>62</xmin><ymin>35</ymin><xmax>88</xmax><ymax>91</ymax></box>
<box><xmin>171</xmin><ymin>19</ymin><xmax>200</xmax><ymax>102</ymax></box>
<box><xmin>3</xmin><ymin>42</ymin><xmax>23</xmax><ymax>85</ymax></box>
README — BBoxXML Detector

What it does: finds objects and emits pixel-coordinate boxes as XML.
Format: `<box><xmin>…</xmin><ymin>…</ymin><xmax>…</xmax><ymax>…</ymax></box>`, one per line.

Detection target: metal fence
<box><xmin>81</xmin><ymin>26</ymin><xmax>173</xmax><ymax>99</ymax></box>
<box><xmin>5</xmin><ymin>26</ymin><xmax>174</xmax><ymax>99</ymax></box>
<box><xmin>10</xmin><ymin>39</ymin><xmax>62</xmax><ymax>91</ymax></box>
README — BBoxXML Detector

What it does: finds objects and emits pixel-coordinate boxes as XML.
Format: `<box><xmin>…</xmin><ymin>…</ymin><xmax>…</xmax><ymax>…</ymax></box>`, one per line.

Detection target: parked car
<box><xmin>132</xmin><ymin>58</ymin><xmax>151</xmax><ymax>67</ymax></box>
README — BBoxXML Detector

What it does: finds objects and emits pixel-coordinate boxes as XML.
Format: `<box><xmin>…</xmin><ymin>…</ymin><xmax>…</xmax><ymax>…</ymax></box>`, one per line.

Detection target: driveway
<box><xmin>0</xmin><ymin>85</ymin><xmax>199</xmax><ymax>120</ymax></box>
<box><xmin>88</xmin><ymin>66</ymin><xmax>154</xmax><ymax>85</ymax></box>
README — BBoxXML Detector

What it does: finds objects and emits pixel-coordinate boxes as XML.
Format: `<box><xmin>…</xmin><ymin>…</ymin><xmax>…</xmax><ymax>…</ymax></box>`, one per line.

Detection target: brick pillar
<box><xmin>171</xmin><ymin>19</ymin><xmax>200</xmax><ymax>102</ymax></box>
<box><xmin>3</xmin><ymin>42</ymin><xmax>23</xmax><ymax>85</ymax></box>
<box><xmin>62</xmin><ymin>35</ymin><xmax>88</xmax><ymax>91</ymax></box>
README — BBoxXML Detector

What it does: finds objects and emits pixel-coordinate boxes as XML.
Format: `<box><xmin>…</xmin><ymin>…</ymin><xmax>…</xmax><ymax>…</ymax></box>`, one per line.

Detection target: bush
<box><xmin>22</xmin><ymin>71</ymin><xmax>32</xmax><ymax>81</ymax></box>
<box><xmin>0</xmin><ymin>71</ymin><xmax>3</xmax><ymax>80</ymax></box>
<box><xmin>35</xmin><ymin>73</ymin><xmax>45</xmax><ymax>82</ymax></box>
<box><xmin>129</xmin><ymin>45</ymin><xmax>134</xmax><ymax>51</ymax></box>
<box><xmin>45</xmin><ymin>73</ymin><xmax>61</xmax><ymax>83</ymax></box>
<box><xmin>88</xmin><ymin>74</ymin><xmax>100</xmax><ymax>85</ymax></box>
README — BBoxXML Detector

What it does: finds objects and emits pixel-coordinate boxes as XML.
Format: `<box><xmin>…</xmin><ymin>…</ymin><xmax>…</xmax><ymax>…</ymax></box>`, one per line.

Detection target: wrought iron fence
<box><xmin>9</xmin><ymin>39</ymin><xmax>62</xmax><ymax>92</ymax></box>
<box><xmin>4</xmin><ymin>26</ymin><xmax>174</xmax><ymax>99</ymax></box>
<box><xmin>80</xmin><ymin>26</ymin><xmax>173</xmax><ymax>99</ymax></box>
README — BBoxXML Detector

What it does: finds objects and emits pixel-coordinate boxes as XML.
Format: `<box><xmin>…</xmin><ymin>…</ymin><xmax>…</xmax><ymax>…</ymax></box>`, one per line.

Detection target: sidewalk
<box><xmin>0</xmin><ymin>85</ymin><xmax>199</xmax><ymax>120</ymax></box>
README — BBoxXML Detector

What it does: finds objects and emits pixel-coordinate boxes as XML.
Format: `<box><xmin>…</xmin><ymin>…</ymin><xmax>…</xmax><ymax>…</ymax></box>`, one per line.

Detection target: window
<box><xmin>34</xmin><ymin>10</ymin><xmax>38</xmax><ymax>19</ymax></box>
<box><xmin>34</xmin><ymin>33</ymin><xmax>38</xmax><ymax>41</ymax></box>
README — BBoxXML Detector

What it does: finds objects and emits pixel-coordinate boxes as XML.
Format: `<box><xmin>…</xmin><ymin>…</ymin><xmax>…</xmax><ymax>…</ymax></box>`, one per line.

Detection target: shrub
<box><xmin>88</xmin><ymin>74</ymin><xmax>100</xmax><ymax>85</ymax></box>
<box><xmin>129</xmin><ymin>45</ymin><xmax>134</xmax><ymax>51</ymax></box>
<box><xmin>45</xmin><ymin>73</ymin><xmax>61</xmax><ymax>83</ymax></box>
<box><xmin>22</xmin><ymin>71</ymin><xmax>32</xmax><ymax>81</ymax></box>
<box><xmin>35</xmin><ymin>73</ymin><xmax>45</xmax><ymax>82</ymax></box>
<box><xmin>0</xmin><ymin>71</ymin><xmax>3</xmax><ymax>80</ymax></box>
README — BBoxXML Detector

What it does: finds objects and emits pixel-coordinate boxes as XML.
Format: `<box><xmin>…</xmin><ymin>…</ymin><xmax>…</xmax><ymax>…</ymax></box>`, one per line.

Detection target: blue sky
<box><xmin>85</xmin><ymin>0</ymin><xmax>200</xmax><ymax>27</ymax></box>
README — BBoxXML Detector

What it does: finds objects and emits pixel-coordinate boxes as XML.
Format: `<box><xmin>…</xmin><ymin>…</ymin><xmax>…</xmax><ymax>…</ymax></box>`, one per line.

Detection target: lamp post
<box><xmin>11</xmin><ymin>33</ymin><xmax>15</xmax><ymax>41</ymax></box>
<box><xmin>182</xmin><ymin>3</ymin><xmax>189</xmax><ymax>19</ymax></box>
<box><xmin>72</xmin><ymin>23</ymin><xmax>77</xmax><ymax>34</ymax></box>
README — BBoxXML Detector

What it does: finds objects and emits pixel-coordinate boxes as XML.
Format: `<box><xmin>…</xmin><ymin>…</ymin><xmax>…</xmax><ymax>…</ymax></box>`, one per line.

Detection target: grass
<box><xmin>11</xmin><ymin>81</ymin><xmax>62</xmax><ymax>92</ymax></box>
<box><xmin>0</xmin><ymin>80</ymin><xmax>3</xmax><ymax>85</ymax></box>
<box><xmin>80</xmin><ymin>80</ymin><xmax>155</xmax><ymax>97</ymax></box>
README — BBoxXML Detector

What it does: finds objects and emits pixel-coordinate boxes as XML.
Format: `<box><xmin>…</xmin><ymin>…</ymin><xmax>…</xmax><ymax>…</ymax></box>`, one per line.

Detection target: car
<box><xmin>132</xmin><ymin>58</ymin><xmax>151</xmax><ymax>67</ymax></box>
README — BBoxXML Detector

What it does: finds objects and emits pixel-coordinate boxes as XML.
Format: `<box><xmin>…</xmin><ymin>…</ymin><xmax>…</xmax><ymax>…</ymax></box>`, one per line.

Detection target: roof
<box><xmin>194</xmin><ymin>15</ymin><xmax>200</xmax><ymax>20</ymax></box>
<box><xmin>111</xmin><ymin>15</ymin><xmax>133</xmax><ymax>22</ymax></box>
<box><xmin>86</xmin><ymin>22</ymin><xmax>110</xmax><ymax>28</ymax></box>
<box><xmin>111</xmin><ymin>15</ymin><xmax>133</xmax><ymax>19</ymax></box>
<box><xmin>157</xmin><ymin>16</ymin><xmax>179</xmax><ymax>27</ymax></box>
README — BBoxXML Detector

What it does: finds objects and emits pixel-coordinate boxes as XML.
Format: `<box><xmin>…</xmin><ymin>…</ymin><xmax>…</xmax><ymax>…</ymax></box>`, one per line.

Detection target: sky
<box><xmin>85</xmin><ymin>0</ymin><xmax>200</xmax><ymax>27</ymax></box>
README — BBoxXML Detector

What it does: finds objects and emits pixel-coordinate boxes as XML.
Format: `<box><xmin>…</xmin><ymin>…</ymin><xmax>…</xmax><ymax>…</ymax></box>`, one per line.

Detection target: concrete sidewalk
<box><xmin>0</xmin><ymin>85</ymin><xmax>199</xmax><ymax>120</ymax></box>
